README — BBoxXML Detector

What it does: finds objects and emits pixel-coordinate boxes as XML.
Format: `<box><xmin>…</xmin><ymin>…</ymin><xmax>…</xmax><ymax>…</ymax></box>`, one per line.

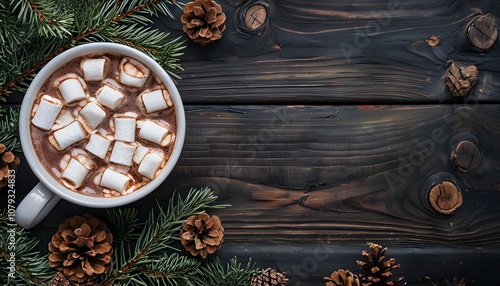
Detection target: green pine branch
<box><xmin>0</xmin><ymin>0</ymin><xmax>185</xmax><ymax>100</ymax></box>
<box><xmin>0</xmin><ymin>210</ymin><xmax>55</xmax><ymax>286</ymax></box>
<box><xmin>0</xmin><ymin>106</ymin><xmax>20</xmax><ymax>151</ymax></box>
<box><xmin>0</xmin><ymin>187</ymin><xmax>260</xmax><ymax>286</ymax></box>
<box><xmin>194</xmin><ymin>256</ymin><xmax>260</xmax><ymax>286</ymax></box>
<box><xmin>100</xmin><ymin>187</ymin><xmax>230</xmax><ymax>286</ymax></box>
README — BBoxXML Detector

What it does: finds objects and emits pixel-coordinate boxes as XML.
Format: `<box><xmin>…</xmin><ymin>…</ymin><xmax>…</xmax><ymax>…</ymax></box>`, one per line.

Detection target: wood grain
<box><xmin>160</xmin><ymin>104</ymin><xmax>500</xmax><ymax>247</ymax></box>
<box><xmin>157</xmin><ymin>0</ymin><xmax>500</xmax><ymax>104</ymax></box>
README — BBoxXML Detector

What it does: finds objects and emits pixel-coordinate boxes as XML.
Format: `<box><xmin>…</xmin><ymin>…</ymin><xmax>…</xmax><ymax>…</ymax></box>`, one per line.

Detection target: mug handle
<box><xmin>15</xmin><ymin>182</ymin><xmax>61</xmax><ymax>229</ymax></box>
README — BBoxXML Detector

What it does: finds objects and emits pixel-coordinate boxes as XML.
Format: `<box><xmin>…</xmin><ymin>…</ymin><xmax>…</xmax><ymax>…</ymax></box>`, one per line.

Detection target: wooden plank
<box><xmin>155</xmin><ymin>0</ymin><xmax>500</xmax><ymax>104</ymax></box>
<box><xmin>155</xmin><ymin>104</ymin><xmax>500</xmax><ymax>247</ymax></box>
<box><xmin>6</xmin><ymin>104</ymin><xmax>500</xmax><ymax>284</ymax></box>
<box><xmin>9</xmin><ymin>104</ymin><xmax>500</xmax><ymax>245</ymax></box>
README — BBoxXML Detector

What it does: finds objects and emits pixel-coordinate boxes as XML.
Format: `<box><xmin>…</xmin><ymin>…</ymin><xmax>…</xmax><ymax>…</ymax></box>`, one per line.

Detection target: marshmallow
<box><xmin>99</xmin><ymin>168</ymin><xmax>131</xmax><ymax>193</ymax></box>
<box><xmin>138</xmin><ymin>120</ymin><xmax>172</xmax><ymax>146</ymax></box>
<box><xmin>85</xmin><ymin>132</ymin><xmax>112</xmax><ymax>159</ymax></box>
<box><xmin>140</xmin><ymin>89</ymin><xmax>172</xmax><ymax>113</ymax></box>
<box><xmin>57</xmin><ymin>74</ymin><xmax>88</xmax><ymax>104</ymax></box>
<box><xmin>52</xmin><ymin>109</ymin><xmax>74</xmax><ymax>130</ymax></box>
<box><xmin>81</xmin><ymin>58</ymin><xmax>109</xmax><ymax>81</ymax></box>
<box><xmin>31</xmin><ymin>95</ymin><xmax>63</xmax><ymax>130</ymax></box>
<box><xmin>80</xmin><ymin>101</ymin><xmax>106</xmax><ymax>129</ymax></box>
<box><xmin>96</xmin><ymin>84</ymin><xmax>125</xmax><ymax>109</ymax></box>
<box><xmin>52</xmin><ymin>121</ymin><xmax>86</xmax><ymax>150</ymax></box>
<box><xmin>62</xmin><ymin>157</ymin><xmax>90</xmax><ymax>187</ymax></box>
<box><xmin>133</xmin><ymin>144</ymin><xmax>149</xmax><ymax>164</ymax></box>
<box><xmin>109</xmin><ymin>141</ymin><xmax>136</xmax><ymax>166</ymax></box>
<box><xmin>118</xmin><ymin>57</ymin><xmax>150</xmax><ymax>87</ymax></box>
<box><xmin>114</xmin><ymin>114</ymin><xmax>137</xmax><ymax>143</ymax></box>
<box><xmin>138</xmin><ymin>152</ymin><xmax>163</xmax><ymax>179</ymax></box>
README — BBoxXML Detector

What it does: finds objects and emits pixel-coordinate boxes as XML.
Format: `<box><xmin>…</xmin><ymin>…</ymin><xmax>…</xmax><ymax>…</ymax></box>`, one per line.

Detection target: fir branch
<box><xmin>105</xmin><ymin>207</ymin><xmax>142</xmax><ymax>243</ymax></box>
<box><xmin>0</xmin><ymin>107</ymin><xmax>20</xmax><ymax>151</ymax></box>
<box><xmin>12</xmin><ymin>0</ymin><xmax>73</xmax><ymax>38</ymax></box>
<box><xmin>0</xmin><ymin>210</ymin><xmax>54</xmax><ymax>286</ymax></box>
<box><xmin>0</xmin><ymin>2</ymin><xmax>25</xmax><ymax>47</ymax></box>
<box><xmin>100</xmin><ymin>187</ymin><xmax>229</xmax><ymax>285</ymax></box>
<box><xmin>0</xmin><ymin>0</ymin><xmax>184</xmax><ymax>99</ymax></box>
<box><xmin>194</xmin><ymin>256</ymin><xmax>259</xmax><ymax>286</ymax></box>
<box><xmin>134</xmin><ymin>253</ymin><xmax>201</xmax><ymax>285</ymax></box>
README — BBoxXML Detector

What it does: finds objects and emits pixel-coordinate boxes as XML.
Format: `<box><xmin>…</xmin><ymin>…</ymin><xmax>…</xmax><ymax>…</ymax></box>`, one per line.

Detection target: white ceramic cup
<box><xmin>16</xmin><ymin>43</ymin><xmax>186</xmax><ymax>229</ymax></box>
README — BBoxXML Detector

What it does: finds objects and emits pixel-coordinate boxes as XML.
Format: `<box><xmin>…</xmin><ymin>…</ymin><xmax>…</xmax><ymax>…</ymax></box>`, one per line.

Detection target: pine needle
<box><xmin>0</xmin><ymin>210</ymin><xmax>55</xmax><ymax>285</ymax></box>
<box><xmin>99</xmin><ymin>187</ymin><xmax>230</xmax><ymax>285</ymax></box>
<box><xmin>0</xmin><ymin>0</ymin><xmax>185</xmax><ymax>99</ymax></box>
<box><xmin>0</xmin><ymin>107</ymin><xmax>20</xmax><ymax>151</ymax></box>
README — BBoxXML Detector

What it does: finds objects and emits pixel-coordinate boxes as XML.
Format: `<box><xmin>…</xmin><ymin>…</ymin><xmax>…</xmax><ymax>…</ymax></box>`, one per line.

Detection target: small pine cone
<box><xmin>48</xmin><ymin>213</ymin><xmax>113</xmax><ymax>283</ymax></box>
<box><xmin>446</xmin><ymin>61</ymin><xmax>478</xmax><ymax>97</ymax></box>
<box><xmin>0</xmin><ymin>143</ymin><xmax>20</xmax><ymax>189</ymax></box>
<box><xmin>181</xmin><ymin>0</ymin><xmax>226</xmax><ymax>45</ymax></box>
<box><xmin>252</xmin><ymin>268</ymin><xmax>289</xmax><ymax>286</ymax></box>
<box><xmin>356</xmin><ymin>242</ymin><xmax>404</xmax><ymax>286</ymax></box>
<box><xmin>180</xmin><ymin>213</ymin><xmax>224</xmax><ymax>258</ymax></box>
<box><xmin>324</xmin><ymin>269</ymin><xmax>360</xmax><ymax>286</ymax></box>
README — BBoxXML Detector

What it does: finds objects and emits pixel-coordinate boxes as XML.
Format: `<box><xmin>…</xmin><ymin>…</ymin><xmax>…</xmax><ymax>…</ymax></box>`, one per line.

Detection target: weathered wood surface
<box><xmin>3</xmin><ymin>0</ymin><xmax>500</xmax><ymax>284</ymax></box>
<box><xmin>159</xmin><ymin>0</ymin><xmax>500</xmax><ymax>104</ymax></box>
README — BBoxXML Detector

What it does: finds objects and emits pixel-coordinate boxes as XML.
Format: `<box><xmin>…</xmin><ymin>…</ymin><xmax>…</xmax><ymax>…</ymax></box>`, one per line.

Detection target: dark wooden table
<box><xmin>4</xmin><ymin>0</ymin><xmax>500</xmax><ymax>284</ymax></box>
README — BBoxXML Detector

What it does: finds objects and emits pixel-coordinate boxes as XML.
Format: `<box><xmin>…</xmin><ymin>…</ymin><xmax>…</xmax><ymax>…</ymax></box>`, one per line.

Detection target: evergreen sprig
<box><xmin>196</xmin><ymin>256</ymin><xmax>260</xmax><ymax>286</ymax></box>
<box><xmin>0</xmin><ymin>0</ymin><xmax>185</xmax><ymax>100</ymax></box>
<box><xmin>1</xmin><ymin>187</ymin><xmax>259</xmax><ymax>286</ymax></box>
<box><xmin>0</xmin><ymin>210</ymin><xmax>55</xmax><ymax>285</ymax></box>
<box><xmin>100</xmin><ymin>187</ymin><xmax>231</xmax><ymax>285</ymax></box>
<box><xmin>105</xmin><ymin>207</ymin><xmax>143</xmax><ymax>243</ymax></box>
<box><xmin>0</xmin><ymin>106</ymin><xmax>20</xmax><ymax>151</ymax></box>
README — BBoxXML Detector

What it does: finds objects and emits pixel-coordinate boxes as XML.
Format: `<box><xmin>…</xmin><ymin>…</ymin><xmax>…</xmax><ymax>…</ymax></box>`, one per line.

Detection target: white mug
<box><xmin>16</xmin><ymin>43</ymin><xmax>186</xmax><ymax>229</ymax></box>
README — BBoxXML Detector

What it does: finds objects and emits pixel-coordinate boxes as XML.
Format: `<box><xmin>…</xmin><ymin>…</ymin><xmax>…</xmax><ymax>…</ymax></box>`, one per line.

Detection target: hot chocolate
<box><xmin>29</xmin><ymin>53</ymin><xmax>177</xmax><ymax>197</ymax></box>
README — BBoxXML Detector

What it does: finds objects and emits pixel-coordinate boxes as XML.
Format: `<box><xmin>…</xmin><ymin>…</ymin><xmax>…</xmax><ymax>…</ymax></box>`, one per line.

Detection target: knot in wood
<box><xmin>451</xmin><ymin>140</ymin><xmax>481</xmax><ymax>172</ymax></box>
<box><xmin>446</xmin><ymin>61</ymin><xmax>478</xmax><ymax>97</ymax></box>
<box><xmin>428</xmin><ymin>180</ymin><xmax>463</xmax><ymax>214</ymax></box>
<box><xmin>426</xmin><ymin>35</ymin><xmax>440</xmax><ymax>46</ymax></box>
<box><xmin>244</xmin><ymin>4</ymin><xmax>267</xmax><ymax>30</ymax></box>
<box><xmin>467</xmin><ymin>15</ymin><xmax>498</xmax><ymax>50</ymax></box>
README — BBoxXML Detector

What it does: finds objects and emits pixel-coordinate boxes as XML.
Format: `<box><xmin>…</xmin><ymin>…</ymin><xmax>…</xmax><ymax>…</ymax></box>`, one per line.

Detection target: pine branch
<box><xmin>99</xmin><ymin>187</ymin><xmax>229</xmax><ymax>285</ymax></box>
<box><xmin>0</xmin><ymin>210</ymin><xmax>55</xmax><ymax>286</ymax></box>
<box><xmin>0</xmin><ymin>107</ymin><xmax>20</xmax><ymax>151</ymax></box>
<box><xmin>194</xmin><ymin>256</ymin><xmax>259</xmax><ymax>286</ymax></box>
<box><xmin>134</xmin><ymin>253</ymin><xmax>201</xmax><ymax>285</ymax></box>
<box><xmin>105</xmin><ymin>207</ymin><xmax>142</xmax><ymax>243</ymax></box>
<box><xmin>12</xmin><ymin>0</ymin><xmax>73</xmax><ymax>38</ymax></box>
<box><xmin>0</xmin><ymin>0</ymin><xmax>184</xmax><ymax>99</ymax></box>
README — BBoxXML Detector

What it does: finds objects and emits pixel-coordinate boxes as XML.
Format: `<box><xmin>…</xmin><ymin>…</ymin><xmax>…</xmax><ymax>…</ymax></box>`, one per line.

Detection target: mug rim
<box><xmin>19</xmin><ymin>42</ymin><xmax>186</xmax><ymax>208</ymax></box>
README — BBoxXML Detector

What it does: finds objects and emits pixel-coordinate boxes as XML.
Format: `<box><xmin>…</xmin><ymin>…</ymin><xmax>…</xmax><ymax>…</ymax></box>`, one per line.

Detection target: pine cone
<box><xmin>0</xmin><ymin>143</ymin><xmax>20</xmax><ymax>189</ymax></box>
<box><xmin>356</xmin><ymin>242</ymin><xmax>404</xmax><ymax>286</ymax></box>
<box><xmin>48</xmin><ymin>213</ymin><xmax>113</xmax><ymax>283</ymax></box>
<box><xmin>446</xmin><ymin>61</ymin><xmax>478</xmax><ymax>97</ymax></box>
<box><xmin>180</xmin><ymin>213</ymin><xmax>224</xmax><ymax>258</ymax></box>
<box><xmin>324</xmin><ymin>269</ymin><xmax>360</xmax><ymax>286</ymax></box>
<box><xmin>181</xmin><ymin>0</ymin><xmax>226</xmax><ymax>45</ymax></box>
<box><xmin>252</xmin><ymin>268</ymin><xmax>289</xmax><ymax>286</ymax></box>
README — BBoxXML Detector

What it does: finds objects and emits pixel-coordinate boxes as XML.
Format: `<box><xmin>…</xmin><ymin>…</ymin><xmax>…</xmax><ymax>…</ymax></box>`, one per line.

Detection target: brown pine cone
<box><xmin>180</xmin><ymin>213</ymin><xmax>224</xmax><ymax>258</ymax></box>
<box><xmin>0</xmin><ymin>143</ymin><xmax>20</xmax><ymax>188</ymax></box>
<box><xmin>252</xmin><ymin>268</ymin><xmax>289</xmax><ymax>286</ymax></box>
<box><xmin>356</xmin><ymin>242</ymin><xmax>404</xmax><ymax>286</ymax></box>
<box><xmin>446</xmin><ymin>61</ymin><xmax>478</xmax><ymax>98</ymax></box>
<box><xmin>181</xmin><ymin>0</ymin><xmax>226</xmax><ymax>45</ymax></box>
<box><xmin>324</xmin><ymin>269</ymin><xmax>360</xmax><ymax>286</ymax></box>
<box><xmin>48</xmin><ymin>213</ymin><xmax>113</xmax><ymax>283</ymax></box>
